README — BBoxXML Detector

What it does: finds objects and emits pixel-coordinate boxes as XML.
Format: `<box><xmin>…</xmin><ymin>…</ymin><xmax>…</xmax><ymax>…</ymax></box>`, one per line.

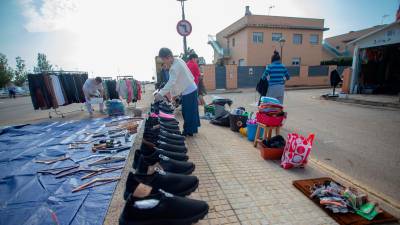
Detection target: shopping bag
<box><xmin>281</xmin><ymin>133</ymin><xmax>315</xmax><ymax>169</ymax></box>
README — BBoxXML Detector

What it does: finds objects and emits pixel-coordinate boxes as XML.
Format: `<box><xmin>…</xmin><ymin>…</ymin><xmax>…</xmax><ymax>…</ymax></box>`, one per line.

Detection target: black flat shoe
<box><xmin>158</xmin><ymin>136</ymin><xmax>185</xmax><ymax>146</ymax></box>
<box><xmin>120</xmin><ymin>189</ymin><xmax>208</xmax><ymax>225</ymax></box>
<box><xmin>136</xmin><ymin>155</ymin><xmax>195</xmax><ymax>175</ymax></box>
<box><xmin>124</xmin><ymin>171</ymin><xmax>198</xmax><ymax>200</ymax></box>
<box><xmin>143</xmin><ymin>134</ymin><xmax>186</xmax><ymax>147</ymax></box>
<box><xmin>133</xmin><ymin>148</ymin><xmax>188</xmax><ymax>169</ymax></box>
<box><xmin>158</xmin><ymin>141</ymin><xmax>187</xmax><ymax>153</ymax></box>
<box><xmin>159</xmin><ymin>117</ymin><xmax>179</xmax><ymax>124</ymax></box>
<box><xmin>159</xmin><ymin>122</ymin><xmax>179</xmax><ymax>130</ymax></box>
<box><xmin>159</xmin><ymin>120</ymin><xmax>179</xmax><ymax>126</ymax></box>
<box><xmin>160</xmin><ymin>130</ymin><xmax>185</xmax><ymax>141</ymax></box>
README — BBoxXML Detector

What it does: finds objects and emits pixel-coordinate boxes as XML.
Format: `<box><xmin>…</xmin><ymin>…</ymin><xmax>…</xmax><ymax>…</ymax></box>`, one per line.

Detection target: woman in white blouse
<box><xmin>155</xmin><ymin>48</ymin><xmax>200</xmax><ymax>136</ymax></box>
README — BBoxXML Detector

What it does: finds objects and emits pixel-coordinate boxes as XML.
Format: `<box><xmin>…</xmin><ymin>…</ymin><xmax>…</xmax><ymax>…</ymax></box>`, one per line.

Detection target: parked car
<box><xmin>0</xmin><ymin>88</ymin><xmax>7</xmax><ymax>95</ymax></box>
<box><xmin>15</xmin><ymin>87</ymin><xmax>28</xmax><ymax>95</ymax></box>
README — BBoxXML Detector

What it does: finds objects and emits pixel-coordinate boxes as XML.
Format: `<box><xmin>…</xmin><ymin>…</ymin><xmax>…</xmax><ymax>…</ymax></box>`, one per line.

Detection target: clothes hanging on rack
<box><xmin>102</xmin><ymin>79</ymin><xmax>119</xmax><ymax>100</ymax></box>
<box><xmin>28</xmin><ymin>72</ymin><xmax>88</xmax><ymax>110</ymax></box>
<box><xmin>50</xmin><ymin>75</ymin><xmax>66</xmax><ymax>106</ymax></box>
<box><xmin>116</xmin><ymin>79</ymin><xmax>128</xmax><ymax>100</ymax></box>
<box><xmin>136</xmin><ymin>80</ymin><xmax>142</xmax><ymax>100</ymax></box>
<box><xmin>115</xmin><ymin>78</ymin><xmax>142</xmax><ymax>104</ymax></box>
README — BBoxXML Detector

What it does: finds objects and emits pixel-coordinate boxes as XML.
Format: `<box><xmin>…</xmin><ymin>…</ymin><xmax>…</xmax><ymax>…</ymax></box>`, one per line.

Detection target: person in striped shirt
<box><xmin>262</xmin><ymin>51</ymin><xmax>290</xmax><ymax>104</ymax></box>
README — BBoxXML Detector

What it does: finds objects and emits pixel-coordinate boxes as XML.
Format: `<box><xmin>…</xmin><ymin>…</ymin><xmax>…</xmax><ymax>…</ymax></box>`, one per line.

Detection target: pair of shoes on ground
<box><xmin>120</xmin><ymin>171</ymin><xmax>208</xmax><ymax>225</ymax></box>
<box><xmin>133</xmin><ymin>145</ymin><xmax>194</xmax><ymax>175</ymax></box>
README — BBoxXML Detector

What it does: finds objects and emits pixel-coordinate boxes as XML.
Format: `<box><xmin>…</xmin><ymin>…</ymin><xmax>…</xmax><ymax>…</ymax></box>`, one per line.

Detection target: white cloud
<box><xmin>20</xmin><ymin>0</ymin><xmax>78</xmax><ymax>32</ymax></box>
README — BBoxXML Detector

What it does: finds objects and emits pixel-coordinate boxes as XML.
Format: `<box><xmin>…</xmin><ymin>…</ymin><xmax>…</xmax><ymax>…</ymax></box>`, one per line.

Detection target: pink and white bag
<box><xmin>281</xmin><ymin>133</ymin><xmax>315</xmax><ymax>169</ymax></box>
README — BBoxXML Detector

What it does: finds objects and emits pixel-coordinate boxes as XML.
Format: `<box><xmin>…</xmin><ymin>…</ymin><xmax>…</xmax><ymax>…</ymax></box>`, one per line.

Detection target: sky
<box><xmin>0</xmin><ymin>0</ymin><xmax>399</xmax><ymax>81</ymax></box>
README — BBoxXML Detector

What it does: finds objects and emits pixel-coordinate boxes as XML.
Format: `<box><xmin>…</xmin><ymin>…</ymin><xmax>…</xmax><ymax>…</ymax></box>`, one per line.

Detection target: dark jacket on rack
<box><xmin>28</xmin><ymin>74</ymin><xmax>53</xmax><ymax>110</ymax></box>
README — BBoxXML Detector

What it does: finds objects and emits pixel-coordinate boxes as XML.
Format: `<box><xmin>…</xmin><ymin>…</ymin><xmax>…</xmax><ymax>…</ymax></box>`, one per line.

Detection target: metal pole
<box><xmin>181</xmin><ymin>1</ymin><xmax>187</xmax><ymax>54</ymax></box>
<box><xmin>280</xmin><ymin>45</ymin><xmax>283</xmax><ymax>62</ymax></box>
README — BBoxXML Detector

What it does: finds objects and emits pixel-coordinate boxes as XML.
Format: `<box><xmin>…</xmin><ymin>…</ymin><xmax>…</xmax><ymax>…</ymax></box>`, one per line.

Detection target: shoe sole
<box><xmin>119</xmin><ymin>204</ymin><xmax>209</xmax><ymax>225</ymax></box>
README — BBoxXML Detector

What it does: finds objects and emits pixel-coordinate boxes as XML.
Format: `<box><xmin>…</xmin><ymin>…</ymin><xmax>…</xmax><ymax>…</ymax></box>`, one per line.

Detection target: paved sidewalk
<box><xmin>185</xmin><ymin>117</ymin><xmax>338</xmax><ymax>225</ymax></box>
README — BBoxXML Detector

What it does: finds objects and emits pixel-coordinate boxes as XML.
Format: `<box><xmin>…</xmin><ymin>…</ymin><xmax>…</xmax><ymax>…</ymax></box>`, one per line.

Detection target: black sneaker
<box><xmin>133</xmin><ymin>148</ymin><xmax>188</xmax><ymax>169</ymax></box>
<box><xmin>120</xmin><ymin>189</ymin><xmax>209</xmax><ymax>225</ymax></box>
<box><xmin>160</xmin><ymin>130</ymin><xmax>185</xmax><ymax>141</ymax></box>
<box><xmin>158</xmin><ymin>136</ymin><xmax>185</xmax><ymax>146</ymax></box>
<box><xmin>159</xmin><ymin>117</ymin><xmax>179</xmax><ymax>124</ymax></box>
<box><xmin>158</xmin><ymin>141</ymin><xmax>187</xmax><ymax>153</ymax></box>
<box><xmin>136</xmin><ymin>155</ymin><xmax>195</xmax><ymax>175</ymax></box>
<box><xmin>124</xmin><ymin>170</ymin><xmax>198</xmax><ymax>200</ymax></box>
<box><xmin>159</xmin><ymin>122</ymin><xmax>179</xmax><ymax>130</ymax></box>
<box><xmin>143</xmin><ymin>134</ymin><xmax>186</xmax><ymax>147</ymax></box>
<box><xmin>157</xmin><ymin>127</ymin><xmax>182</xmax><ymax>135</ymax></box>
<box><xmin>159</xmin><ymin>119</ymin><xmax>179</xmax><ymax>126</ymax></box>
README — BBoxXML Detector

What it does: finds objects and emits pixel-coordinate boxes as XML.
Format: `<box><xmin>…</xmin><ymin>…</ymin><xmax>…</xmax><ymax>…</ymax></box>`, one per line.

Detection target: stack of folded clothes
<box><xmin>258</xmin><ymin>97</ymin><xmax>284</xmax><ymax>116</ymax></box>
<box><xmin>119</xmin><ymin>100</ymin><xmax>209</xmax><ymax>225</ymax></box>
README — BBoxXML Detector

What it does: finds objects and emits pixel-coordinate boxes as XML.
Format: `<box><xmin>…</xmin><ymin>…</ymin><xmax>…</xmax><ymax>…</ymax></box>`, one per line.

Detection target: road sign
<box><xmin>176</xmin><ymin>20</ymin><xmax>192</xmax><ymax>37</ymax></box>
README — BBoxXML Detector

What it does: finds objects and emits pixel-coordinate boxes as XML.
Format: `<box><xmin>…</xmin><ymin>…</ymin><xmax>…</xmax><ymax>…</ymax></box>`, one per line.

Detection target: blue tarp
<box><xmin>0</xmin><ymin>117</ymin><xmax>139</xmax><ymax>225</ymax></box>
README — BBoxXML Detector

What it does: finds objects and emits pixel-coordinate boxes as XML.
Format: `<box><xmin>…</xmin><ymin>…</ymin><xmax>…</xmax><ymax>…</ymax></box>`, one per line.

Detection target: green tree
<box><xmin>14</xmin><ymin>56</ymin><xmax>27</xmax><ymax>86</ymax></box>
<box><xmin>34</xmin><ymin>53</ymin><xmax>53</xmax><ymax>73</ymax></box>
<box><xmin>180</xmin><ymin>48</ymin><xmax>196</xmax><ymax>62</ymax></box>
<box><xmin>0</xmin><ymin>53</ymin><xmax>14</xmax><ymax>88</ymax></box>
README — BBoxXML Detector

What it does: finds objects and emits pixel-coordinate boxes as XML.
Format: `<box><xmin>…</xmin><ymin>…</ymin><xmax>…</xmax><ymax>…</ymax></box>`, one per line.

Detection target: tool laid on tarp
<box><xmin>81</xmin><ymin>166</ymin><xmax>123</xmax><ymax>180</ymax></box>
<box><xmin>55</xmin><ymin>166</ymin><xmax>100</xmax><ymax>179</ymax></box>
<box><xmin>69</xmin><ymin>143</ymin><xmax>85</xmax><ymax>149</ymax></box>
<box><xmin>75</xmin><ymin>154</ymin><xmax>104</xmax><ymax>163</ymax></box>
<box><xmin>88</xmin><ymin>156</ymin><xmax>125</xmax><ymax>166</ymax></box>
<box><xmin>95</xmin><ymin>146</ymin><xmax>131</xmax><ymax>154</ymax></box>
<box><xmin>72</xmin><ymin>177</ymin><xmax>120</xmax><ymax>193</ymax></box>
<box><xmin>37</xmin><ymin>165</ymin><xmax>80</xmax><ymax>175</ymax></box>
<box><xmin>34</xmin><ymin>155</ymin><xmax>70</xmax><ymax>164</ymax></box>
<box><xmin>92</xmin><ymin>139</ymin><xmax>121</xmax><ymax>151</ymax></box>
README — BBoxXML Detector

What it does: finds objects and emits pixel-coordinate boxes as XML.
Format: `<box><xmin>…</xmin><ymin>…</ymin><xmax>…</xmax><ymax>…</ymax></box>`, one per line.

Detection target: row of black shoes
<box><xmin>119</xmin><ymin>102</ymin><xmax>209</xmax><ymax>225</ymax></box>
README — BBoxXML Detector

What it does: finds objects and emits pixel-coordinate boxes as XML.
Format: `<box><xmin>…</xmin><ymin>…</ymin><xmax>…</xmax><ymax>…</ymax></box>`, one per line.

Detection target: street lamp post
<box><xmin>279</xmin><ymin>37</ymin><xmax>286</xmax><ymax>62</ymax></box>
<box><xmin>177</xmin><ymin>0</ymin><xmax>188</xmax><ymax>54</ymax></box>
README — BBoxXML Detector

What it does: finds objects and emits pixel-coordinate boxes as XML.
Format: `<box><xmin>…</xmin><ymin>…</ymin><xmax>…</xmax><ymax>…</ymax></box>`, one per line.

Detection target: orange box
<box><xmin>257</xmin><ymin>141</ymin><xmax>284</xmax><ymax>160</ymax></box>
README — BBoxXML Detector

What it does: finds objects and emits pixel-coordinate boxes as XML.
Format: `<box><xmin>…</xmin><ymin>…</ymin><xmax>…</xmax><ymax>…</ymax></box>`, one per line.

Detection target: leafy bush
<box><xmin>321</xmin><ymin>57</ymin><xmax>353</xmax><ymax>66</ymax></box>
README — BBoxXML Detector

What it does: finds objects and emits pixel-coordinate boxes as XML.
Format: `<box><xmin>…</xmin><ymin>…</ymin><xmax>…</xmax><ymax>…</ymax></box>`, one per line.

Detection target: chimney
<box><xmin>245</xmin><ymin>6</ymin><xmax>252</xmax><ymax>16</ymax></box>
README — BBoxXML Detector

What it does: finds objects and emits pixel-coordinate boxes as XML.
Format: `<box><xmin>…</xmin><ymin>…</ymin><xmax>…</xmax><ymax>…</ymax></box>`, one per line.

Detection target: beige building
<box><xmin>209</xmin><ymin>6</ymin><xmax>328</xmax><ymax>66</ymax></box>
<box><xmin>322</xmin><ymin>25</ymin><xmax>386</xmax><ymax>61</ymax></box>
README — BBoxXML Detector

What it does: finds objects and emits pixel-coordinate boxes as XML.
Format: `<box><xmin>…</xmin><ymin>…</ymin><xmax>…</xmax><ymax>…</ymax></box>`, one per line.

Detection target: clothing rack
<box><xmin>115</xmin><ymin>75</ymin><xmax>141</xmax><ymax>107</ymax></box>
<box><xmin>117</xmin><ymin>75</ymin><xmax>134</xmax><ymax>80</ymax></box>
<box><xmin>102</xmin><ymin>77</ymin><xmax>113</xmax><ymax>81</ymax></box>
<box><xmin>28</xmin><ymin>71</ymin><xmax>88</xmax><ymax>119</ymax></box>
<box><xmin>49</xmin><ymin>72</ymin><xmax>88</xmax><ymax>118</ymax></box>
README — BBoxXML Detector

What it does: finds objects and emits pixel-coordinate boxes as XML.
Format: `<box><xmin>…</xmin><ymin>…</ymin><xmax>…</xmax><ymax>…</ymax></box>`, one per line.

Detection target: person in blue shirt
<box><xmin>262</xmin><ymin>51</ymin><xmax>290</xmax><ymax>104</ymax></box>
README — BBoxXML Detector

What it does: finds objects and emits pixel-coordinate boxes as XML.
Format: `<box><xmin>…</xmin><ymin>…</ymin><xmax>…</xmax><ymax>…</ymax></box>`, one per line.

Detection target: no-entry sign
<box><xmin>176</xmin><ymin>19</ymin><xmax>192</xmax><ymax>37</ymax></box>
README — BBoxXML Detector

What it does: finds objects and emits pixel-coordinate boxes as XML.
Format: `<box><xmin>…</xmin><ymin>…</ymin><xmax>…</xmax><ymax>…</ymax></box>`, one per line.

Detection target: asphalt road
<box><xmin>205</xmin><ymin>89</ymin><xmax>400</xmax><ymax>206</ymax></box>
<box><xmin>0</xmin><ymin>84</ymin><xmax>152</xmax><ymax>127</ymax></box>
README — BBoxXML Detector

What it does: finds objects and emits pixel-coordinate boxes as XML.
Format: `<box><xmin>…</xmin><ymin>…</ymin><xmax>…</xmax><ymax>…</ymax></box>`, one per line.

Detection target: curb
<box><xmin>286</xmin><ymin>86</ymin><xmax>330</xmax><ymax>91</ymax></box>
<box><xmin>322</xmin><ymin>96</ymin><xmax>400</xmax><ymax>109</ymax></box>
<box><xmin>207</xmin><ymin>86</ymin><xmax>330</xmax><ymax>94</ymax></box>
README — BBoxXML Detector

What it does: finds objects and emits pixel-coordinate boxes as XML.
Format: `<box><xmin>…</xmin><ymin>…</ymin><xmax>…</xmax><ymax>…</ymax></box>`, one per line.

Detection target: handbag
<box><xmin>281</xmin><ymin>133</ymin><xmax>315</xmax><ymax>169</ymax></box>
